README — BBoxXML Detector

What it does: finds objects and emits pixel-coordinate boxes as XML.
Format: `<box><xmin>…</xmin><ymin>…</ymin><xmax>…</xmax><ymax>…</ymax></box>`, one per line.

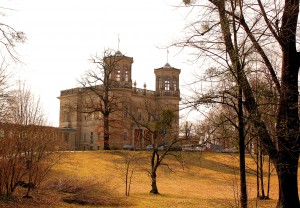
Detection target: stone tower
<box><xmin>105</xmin><ymin>50</ymin><xmax>134</xmax><ymax>88</ymax></box>
<box><xmin>154</xmin><ymin>62</ymin><xmax>180</xmax><ymax>97</ymax></box>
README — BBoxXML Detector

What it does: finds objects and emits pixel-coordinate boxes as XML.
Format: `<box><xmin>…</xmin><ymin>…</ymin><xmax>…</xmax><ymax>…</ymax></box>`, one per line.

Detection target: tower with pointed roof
<box><xmin>154</xmin><ymin>62</ymin><xmax>180</xmax><ymax>98</ymax></box>
<box><xmin>106</xmin><ymin>50</ymin><xmax>133</xmax><ymax>88</ymax></box>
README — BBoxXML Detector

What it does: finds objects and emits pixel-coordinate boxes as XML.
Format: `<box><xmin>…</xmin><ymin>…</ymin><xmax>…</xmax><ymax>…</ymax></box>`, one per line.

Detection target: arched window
<box><xmin>125</xmin><ymin>71</ymin><xmax>129</xmax><ymax>82</ymax></box>
<box><xmin>165</xmin><ymin>79</ymin><xmax>170</xmax><ymax>91</ymax></box>
<box><xmin>116</xmin><ymin>70</ymin><xmax>121</xmax><ymax>81</ymax></box>
<box><xmin>158</xmin><ymin>77</ymin><xmax>162</xmax><ymax>90</ymax></box>
<box><xmin>173</xmin><ymin>79</ymin><xmax>177</xmax><ymax>91</ymax></box>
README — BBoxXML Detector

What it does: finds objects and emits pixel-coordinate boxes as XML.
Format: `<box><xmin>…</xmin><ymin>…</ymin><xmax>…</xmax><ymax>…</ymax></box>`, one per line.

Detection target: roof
<box><xmin>163</xmin><ymin>62</ymin><xmax>172</xmax><ymax>68</ymax></box>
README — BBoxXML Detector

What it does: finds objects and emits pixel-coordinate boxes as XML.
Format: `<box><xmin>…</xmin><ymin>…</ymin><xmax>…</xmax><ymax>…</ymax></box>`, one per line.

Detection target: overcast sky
<box><xmin>3</xmin><ymin>0</ymin><xmax>201</xmax><ymax>126</ymax></box>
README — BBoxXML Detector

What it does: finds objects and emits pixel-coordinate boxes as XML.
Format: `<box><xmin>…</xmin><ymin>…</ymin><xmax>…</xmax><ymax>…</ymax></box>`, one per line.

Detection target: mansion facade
<box><xmin>58</xmin><ymin>51</ymin><xmax>181</xmax><ymax>150</ymax></box>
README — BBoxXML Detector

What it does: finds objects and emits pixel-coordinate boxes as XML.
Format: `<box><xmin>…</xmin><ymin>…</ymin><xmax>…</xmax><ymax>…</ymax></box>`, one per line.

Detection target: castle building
<box><xmin>58</xmin><ymin>51</ymin><xmax>180</xmax><ymax>150</ymax></box>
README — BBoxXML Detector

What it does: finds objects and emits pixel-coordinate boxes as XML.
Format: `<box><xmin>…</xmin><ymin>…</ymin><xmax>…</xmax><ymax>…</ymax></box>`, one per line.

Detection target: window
<box><xmin>158</xmin><ymin>77</ymin><xmax>162</xmax><ymax>90</ymax></box>
<box><xmin>64</xmin><ymin>133</ymin><xmax>69</xmax><ymax>143</ymax></box>
<box><xmin>173</xmin><ymin>79</ymin><xmax>177</xmax><ymax>91</ymax></box>
<box><xmin>137</xmin><ymin>109</ymin><xmax>142</xmax><ymax>121</ymax></box>
<box><xmin>125</xmin><ymin>71</ymin><xmax>129</xmax><ymax>82</ymax></box>
<box><xmin>83</xmin><ymin>132</ymin><xmax>86</xmax><ymax>142</ymax></box>
<box><xmin>116</xmin><ymin>70</ymin><xmax>121</xmax><ymax>81</ymax></box>
<box><xmin>165</xmin><ymin>79</ymin><xmax>170</xmax><ymax>91</ymax></box>
<box><xmin>97</xmin><ymin>133</ymin><xmax>101</xmax><ymax>141</ymax></box>
<box><xmin>123</xmin><ymin>108</ymin><xmax>128</xmax><ymax>118</ymax></box>
<box><xmin>90</xmin><ymin>132</ymin><xmax>94</xmax><ymax>144</ymax></box>
<box><xmin>95</xmin><ymin>112</ymin><xmax>102</xmax><ymax>120</ymax></box>
<box><xmin>0</xmin><ymin>129</ymin><xmax>4</xmax><ymax>138</ymax></box>
<box><xmin>145</xmin><ymin>130</ymin><xmax>152</xmax><ymax>141</ymax></box>
<box><xmin>123</xmin><ymin>131</ymin><xmax>128</xmax><ymax>140</ymax></box>
<box><xmin>63</xmin><ymin>111</ymin><xmax>70</xmax><ymax>122</ymax></box>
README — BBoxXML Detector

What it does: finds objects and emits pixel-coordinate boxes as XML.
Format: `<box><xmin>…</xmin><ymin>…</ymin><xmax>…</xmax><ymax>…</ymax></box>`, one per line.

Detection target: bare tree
<box><xmin>21</xmin><ymin>125</ymin><xmax>63</xmax><ymax>198</ymax></box>
<box><xmin>114</xmin><ymin>151</ymin><xmax>143</xmax><ymax>196</ymax></box>
<box><xmin>0</xmin><ymin>59</ymin><xmax>13</xmax><ymax>122</ymax></box>
<box><xmin>0</xmin><ymin>6</ymin><xmax>26</xmax><ymax>63</ymax></box>
<box><xmin>127</xmin><ymin>100</ymin><xmax>183</xmax><ymax>194</ymax></box>
<box><xmin>0</xmin><ymin>123</ymin><xmax>26</xmax><ymax>196</ymax></box>
<box><xmin>0</xmin><ymin>82</ymin><xmax>64</xmax><ymax>198</ymax></box>
<box><xmin>180</xmin><ymin>0</ymin><xmax>300</xmax><ymax>207</ymax></box>
<box><xmin>8</xmin><ymin>81</ymin><xmax>45</xmax><ymax>125</ymax></box>
<box><xmin>79</xmin><ymin>50</ymin><xmax>126</xmax><ymax>150</ymax></box>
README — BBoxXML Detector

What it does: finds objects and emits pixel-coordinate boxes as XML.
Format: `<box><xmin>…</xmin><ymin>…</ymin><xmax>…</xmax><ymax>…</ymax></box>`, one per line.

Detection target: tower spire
<box><xmin>167</xmin><ymin>49</ymin><xmax>169</xmax><ymax>63</ymax></box>
<box><xmin>118</xmin><ymin>34</ymin><xmax>120</xmax><ymax>51</ymax></box>
<box><xmin>115</xmin><ymin>34</ymin><xmax>123</xmax><ymax>56</ymax></box>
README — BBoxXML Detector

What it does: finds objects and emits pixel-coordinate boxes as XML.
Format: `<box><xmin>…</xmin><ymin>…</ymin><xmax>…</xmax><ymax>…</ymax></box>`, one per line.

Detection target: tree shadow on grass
<box><xmin>181</xmin><ymin>152</ymin><xmax>256</xmax><ymax>177</ymax></box>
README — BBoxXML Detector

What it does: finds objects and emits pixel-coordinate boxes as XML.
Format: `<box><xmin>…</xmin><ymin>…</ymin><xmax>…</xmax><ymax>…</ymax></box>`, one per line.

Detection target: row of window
<box><xmin>83</xmin><ymin>145</ymin><xmax>101</xmax><ymax>150</ymax></box>
<box><xmin>83</xmin><ymin>112</ymin><xmax>102</xmax><ymax>121</ymax></box>
<box><xmin>123</xmin><ymin>108</ymin><xmax>158</xmax><ymax>122</ymax></box>
<box><xmin>82</xmin><ymin>130</ymin><xmax>129</xmax><ymax>143</ymax></box>
<box><xmin>83</xmin><ymin>131</ymin><xmax>100</xmax><ymax>144</ymax></box>
<box><xmin>115</xmin><ymin>70</ymin><xmax>130</xmax><ymax>82</ymax></box>
<box><xmin>158</xmin><ymin>78</ymin><xmax>178</xmax><ymax>91</ymax></box>
<box><xmin>64</xmin><ymin>109</ymin><xmax>176</xmax><ymax>124</ymax></box>
<box><xmin>62</xmin><ymin>111</ymin><xmax>104</xmax><ymax>122</ymax></box>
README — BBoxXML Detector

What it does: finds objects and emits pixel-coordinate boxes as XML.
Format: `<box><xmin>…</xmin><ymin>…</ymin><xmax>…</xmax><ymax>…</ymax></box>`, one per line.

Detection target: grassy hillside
<box><xmin>0</xmin><ymin>151</ymin><xmax>294</xmax><ymax>208</ymax></box>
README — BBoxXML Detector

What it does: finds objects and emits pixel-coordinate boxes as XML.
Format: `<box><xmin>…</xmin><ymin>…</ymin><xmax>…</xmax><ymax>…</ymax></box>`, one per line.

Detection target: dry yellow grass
<box><xmin>51</xmin><ymin>151</ymin><xmax>280</xmax><ymax>208</ymax></box>
<box><xmin>1</xmin><ymin>151</ymin><xmax>299</xmax><ymax>208</ymax></box>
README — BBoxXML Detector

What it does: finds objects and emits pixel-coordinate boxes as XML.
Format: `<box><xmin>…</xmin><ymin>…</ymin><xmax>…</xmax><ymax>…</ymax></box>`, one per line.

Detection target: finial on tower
<box><xmin>118</xmin><ymin>34</ymin><xmax>120</xmax><ymax>51</ymax></box>
<box><xmin>167</xmin><ymin>49</ymin><xmax>169</xmax><ymax>63</ymax></box>
<box><xmin>163</xmin><ymin>49</ymin><xmax>172</xmax><ymax>68</ymax></box>
<box><xmin>115</xmin><ymin>34</ymin><xmax>123</xmax><ymax>56</ymax></box>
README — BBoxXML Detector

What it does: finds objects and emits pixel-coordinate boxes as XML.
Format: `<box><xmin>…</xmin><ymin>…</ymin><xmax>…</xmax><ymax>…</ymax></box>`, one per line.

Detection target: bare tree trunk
<box><xmin>256</xmin><ymin>141</ymin><xmax>260</xmax><ymax>199</ymax></box>
<box><xmin>24</xmin><ymin>160</ymin><xmax>33</xmax><ymax>198</ymax></box>
<box><xmin>127</xmin><ymin>169</ymin><xmax>134</xmax><ymax>196</ymax></box>
<box><xmin>275</xmin><ymin>151</ymin><xmax>299</xmax><ymax>208</ymax></box>
<box><xmin>237</xmin><ymin>64</ymin><xmax>247</xmax><ymax>208</ymax></box>
<box><xmin>125</xmin><ymin>164</ymin><xmax>128</xmax><ymax>196</ymax></box>
<box><xmin>103</xmin><ymin>114</ymin><xmax>110</xmax><ymax>150</ymax></box>
<box><xmin>259</xmin><ymin>145</ymin><xmax>265</xmax><ymax>198</ymax></box>
<box><xmin>150</xmin><ymin>172</ymin><xmax>159</xmax><ymax>194</ymax></box>
<box><xmin>150</xmin><ymin>149</ymin><xmax>159</xmax><ymax>194</ymax></box>
<box><xmin>266</xmin><ymin>157</ymin><xmax>271</xmax><ymax>199</ymax></box>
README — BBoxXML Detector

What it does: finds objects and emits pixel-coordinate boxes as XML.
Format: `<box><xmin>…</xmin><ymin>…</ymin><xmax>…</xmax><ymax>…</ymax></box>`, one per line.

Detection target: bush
<box><xmin>110</xmin><ymin>146</ymin><xmax>119</xmax><ymax>150</ymax></box>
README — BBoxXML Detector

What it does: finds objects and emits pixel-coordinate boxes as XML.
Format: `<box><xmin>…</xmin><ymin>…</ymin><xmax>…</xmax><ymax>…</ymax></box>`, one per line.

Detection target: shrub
<box><xmin>110</xmin><ymin>146</ymin><xmax>119</xmax><ymax>150</ymax></box>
